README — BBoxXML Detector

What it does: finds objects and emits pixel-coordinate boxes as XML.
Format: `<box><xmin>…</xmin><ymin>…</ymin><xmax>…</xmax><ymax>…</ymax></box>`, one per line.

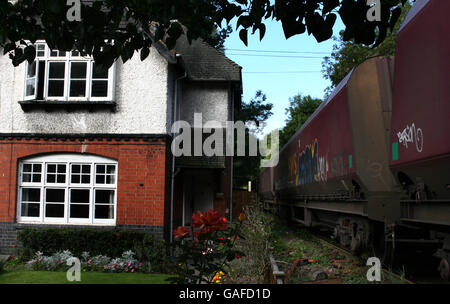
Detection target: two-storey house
<box><xmin>0</xmin><ymin>32</ymin><xmax>242</xmax><ymax>253</ymax></box>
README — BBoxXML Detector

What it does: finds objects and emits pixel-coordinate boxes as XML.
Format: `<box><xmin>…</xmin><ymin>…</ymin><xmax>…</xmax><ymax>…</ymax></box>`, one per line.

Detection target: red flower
<box><xmin>235</xmin><ymin>254</ymin><xmax>242</xmax><ymax>259</ymax></box>
<box><xmin>192</xmin><ymin>209</ymin><xmax>220</xmax><ymax>228</ymax></box>
<box><xmin>191</xmin><ymin>209</ymin><xmax>229</xmax><ymax>236</ymax></box>
<box><xmin>115</xmin><ymin>233</ymin><xmax>121</xmax><ymax>237</ymax></box>
<box><xmin>173</xmin><ymin>226</ymin><xmax>190</xmax><ymax>240</ymax></box>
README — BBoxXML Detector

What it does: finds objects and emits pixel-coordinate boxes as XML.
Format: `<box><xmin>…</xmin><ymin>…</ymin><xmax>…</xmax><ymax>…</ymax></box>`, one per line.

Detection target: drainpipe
<box><xmin>170</xmin><ymin>60</ymin><xmax>187</xmax><ymax>244</ymax></box>
<box><xmin>229</xmin><ymin>82</ymin><xmax>234</xmax><ymax>222</ymax></box>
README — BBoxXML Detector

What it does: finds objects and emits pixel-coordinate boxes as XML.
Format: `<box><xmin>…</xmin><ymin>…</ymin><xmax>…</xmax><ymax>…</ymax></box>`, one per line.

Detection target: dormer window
<box><xmin>24</xmin><ymin>41</ymin><xmax>115</xmax><ymax>102</ymax></box>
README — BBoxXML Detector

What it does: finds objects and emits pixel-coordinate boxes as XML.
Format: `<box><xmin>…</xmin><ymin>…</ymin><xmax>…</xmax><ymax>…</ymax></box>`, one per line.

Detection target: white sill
<box><xmin>16</xmin><ymin>221</ymin><xmax>116</xmax><ymax>227</ymax></box>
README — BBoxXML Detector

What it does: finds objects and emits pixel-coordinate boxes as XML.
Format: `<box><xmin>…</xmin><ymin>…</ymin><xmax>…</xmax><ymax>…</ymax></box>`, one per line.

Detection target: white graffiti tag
<box><xmin>397</xmin><ymin>123</ymin><xmax>423</xmax><ymax>152</ymax></box>
<box><xmin>318</xmin><ymin>156</ymin><xmax>328</xmax><ymax>182</ymax></box>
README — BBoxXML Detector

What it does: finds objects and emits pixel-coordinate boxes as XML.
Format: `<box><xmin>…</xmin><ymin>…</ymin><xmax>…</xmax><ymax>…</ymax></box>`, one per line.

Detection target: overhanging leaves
<box><xmin>0</xmin><ymin>0</ymin><xmax>409</xmax><ymax>67</ymax></box>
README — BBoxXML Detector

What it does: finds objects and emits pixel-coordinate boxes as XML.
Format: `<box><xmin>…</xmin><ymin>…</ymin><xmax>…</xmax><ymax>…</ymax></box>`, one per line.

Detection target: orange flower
<box><xmin>173</xmin><ymin>226</ymin><xmax>190</xmax><ymax>240</ymax></box>
<box><xmin>238</xmin><ymin>212</ymin><xmax>246</xmax><ymax>222</ymax></box>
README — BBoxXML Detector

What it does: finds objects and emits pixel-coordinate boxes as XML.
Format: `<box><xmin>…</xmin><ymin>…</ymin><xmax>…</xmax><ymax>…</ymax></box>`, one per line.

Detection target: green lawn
<box><xmin>0</xmin><ymin>271</ymin><xmax>173</xmax><ymax>284</ymax></box>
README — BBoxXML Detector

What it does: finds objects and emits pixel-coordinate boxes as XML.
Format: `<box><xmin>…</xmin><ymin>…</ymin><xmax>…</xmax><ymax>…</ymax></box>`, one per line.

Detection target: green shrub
<box><xmin>132</xmin><ymin>234</ymin><xmax>168</xmax><ymax>273</ymax></box>
<box><xmin>17</xmin><ymin>228</ymin><xmax>166</xmax><ymax>264</ymax></box>
<box><xmin>0</xmin><ymin>259</ymin><xmax>6</xmax><ymax>274</ymax></box>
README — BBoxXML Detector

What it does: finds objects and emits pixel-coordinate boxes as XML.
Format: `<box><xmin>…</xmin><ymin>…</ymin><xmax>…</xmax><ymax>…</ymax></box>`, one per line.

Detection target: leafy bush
<box><xmin>0</xmin><ymin>259</ymin><xmax>6</xmax><ymax>274</ymax></box>
<box><xmin>132</xmin><ymin>233</ymin><xmax>168</xmax><ymax>273</ymax></box>
<box><xmin>226</xmin><ymin>203</ymin><xmax>273</xmax><ymax>284</ymax></box>
<box><xmin>17</xmin><ymin>228</ymin><xmax>166</xmax><ymax>265</ymax></box>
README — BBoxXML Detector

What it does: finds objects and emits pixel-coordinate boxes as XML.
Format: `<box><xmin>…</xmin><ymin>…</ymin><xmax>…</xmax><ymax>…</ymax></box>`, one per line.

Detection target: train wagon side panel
<box><xmin>275</xmin><ymin>87</ymin><xmax>356</xmax><ymax>198</ymax></box>
<box><xmin>391</xmin><ymin>0</ymin><xmax>450</xmax><ymax>170</ymax></box>
<box><xmin>390</xmin><ymin>0</ymin><xmax>450</xmax><ymax>226</ymax></box>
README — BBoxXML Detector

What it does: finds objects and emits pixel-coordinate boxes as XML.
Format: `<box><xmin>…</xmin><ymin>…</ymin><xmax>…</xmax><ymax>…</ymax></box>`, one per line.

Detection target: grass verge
<box><xmin>0</xmin><ymin>271</ymin><xmax>173</xmax><ymax>284</ymax></box>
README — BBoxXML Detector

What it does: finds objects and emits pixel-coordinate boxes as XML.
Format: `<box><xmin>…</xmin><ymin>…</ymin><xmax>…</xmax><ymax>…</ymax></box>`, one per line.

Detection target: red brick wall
<box><xmin>0</xmin><ymin>137</ymin><xmax>169</xmax><ymax>226</ymax></box>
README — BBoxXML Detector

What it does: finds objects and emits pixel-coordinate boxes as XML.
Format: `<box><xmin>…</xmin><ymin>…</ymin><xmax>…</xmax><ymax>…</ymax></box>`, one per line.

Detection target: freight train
<box><xmin>259</xmin><ymin>0</ymin><xmax>450</xmax><ymax>280</ymax></box>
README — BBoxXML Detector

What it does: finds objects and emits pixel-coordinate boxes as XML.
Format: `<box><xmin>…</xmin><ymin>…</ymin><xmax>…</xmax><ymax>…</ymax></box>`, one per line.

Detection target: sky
<box><xmin>223</xmin><ymin>17</ymin><xmax>345</xmax><ymax>135</ymax></box>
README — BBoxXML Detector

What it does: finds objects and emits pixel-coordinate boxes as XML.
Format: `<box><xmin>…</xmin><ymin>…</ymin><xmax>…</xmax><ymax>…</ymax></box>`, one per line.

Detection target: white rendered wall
<box><xmin>180</xmin><ymin>82</ymin><xmax>230</xmax><ymax>126</ymax></box>
<box><xmin>0</xmin><ymin>46</ymin><xmax>171</xmax><ymax>135</ymax></box>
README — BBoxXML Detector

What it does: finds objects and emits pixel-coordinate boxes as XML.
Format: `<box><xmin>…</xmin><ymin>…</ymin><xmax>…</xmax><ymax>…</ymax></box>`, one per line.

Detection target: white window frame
<box><xmin>17</xmin><ymin>154</ymin><xmax>118</xmax><ymax>226</ymax></box>
<box><xmin>23</xmin><ymin>41</ymin><xmax>116</xmax><ymax>102</ymax></box>
<box><xmin>24</xmin><ymin>60</ymin><xmax>39</xmax><ymax>101</ymax></box>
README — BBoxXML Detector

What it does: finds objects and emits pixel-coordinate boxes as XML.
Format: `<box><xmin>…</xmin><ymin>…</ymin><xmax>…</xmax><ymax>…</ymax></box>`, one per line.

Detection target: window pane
<box><xmin>72</xmin><ymin>165</ymin><xmax>81</xmax><ymax>174</ymax></box>
<box><xmin>71</xmin><ymin>175</ymin><xmax>80</xmax><ymax>184</ymax></box>
<box><xmin>92</xmin><ymin>64</ymin><xmax>108</xmax><ymax>79</ymax></box>
<box><xmin>46</xmin><ymin>204</ymin><xmax>64</xmax><ymax>218</ymax></box>
<box><xmin>23</xmin><ymin>174</ymin><xmax>31</xmax><ymax>183</ymax></box>
<box><xmin>26</xmin><ymin>79</ymin><xmax>36</xmax><ymax>96</ymax></box>
<box><xmin>27</xmin><ymin>61</ymin><xmax>36</xmax><ymax>78</ymax></box>
<box><xmin>50</xmin><ymin>50</ymin><xmax>66</xmax><ymax>57</ymax></box>
<box><xmin>70</xmin><ymin>204</ymin><xmax>89</xmax><ymax>218</ymax></box>
<box><xmin>48</xmin><ymin>80</ymin><xmax>65</xmax><ymax>97</ymax></box>
<box><xmin>96</xmin><ymin>165</ymin><xmax>105</xmax><ymax>174</ymax></box>
<box><xmin>106</xmin><ymin>165</ymin><xmax>115</xmax><ymax>174</ymax></box>
<box><xmin>33</xmin><ymin>164</ymin><xmax>42</xmax><ymax>172</ymax></box>
<box><xmin>57</xmin><ymin>165</ymin><xmax>66</xmax><ymax>173</ymax></box>
<box><xmin>70</xmin><ymin>80</ymin><xmax>86</xmax><ymax>97</ymax></box>
<box><xmin>37</xmin><ymin>44</ymin><xmax>45</xmax><ymax>57</ymax></box>
<box><xmin>71</xmin><ymin>62</ymin><xmax>87</xmax><ymax>78</ymax></box>
<box><xmin>23</xmin><ymin>164</ymin><xmax>32</xmax><ymax>173</ymax></box>
<box><xmin>46</xmin><ymin>189</ymin><xmax>65</xmax><ymax>202</ymax></box>
<box><xmin>82</xmin><ymin>165</ymin><xmax>91</xmax><ymax>174</ymax></box>
<box><xmin>47</xmin><ymin>164</ymin><xmax>56</xmax><ymax>173</ymax></box>
<box><xmin>70</xmin><ymin>189</ymin><xmax>90</xmax><ymax>204</ymax></box>
<box><xmin>57</xmin><ymin>175</ymin><xmax>66</xmax><ymax>183</ymax></box>
<box><xmin>47</xmin><ymin>174</ymin><xmax>56</xmax><ymax>183</ymax></box>
<box><xmin>91</xmin><ymin>81</ymin><xmax>108</xmax><ymax>97</ymax></box>
<box><xmin>21</xmin><ymin>203</ymin><xmax>40</xmax><ymax>217</ymax></box>
<box><xmin>95</xmin><ymin>205</ymin><xmax>114</xmax><ymax>219</ymax></box>
<box><xmin>96</xmin><ymin>175</ymin><xmax>105</xmax><ymax>184</ymax></box>
<box><xmin>49</xmin><ymin>62</ymin><xmax>65</xmax><ymax>78</ymax></box>
<box><xmin>32</xmin><ymin>174</ymin><xmax>41</xmax><ymax>183</ymax></box>
<box><xmin>95</xmin><ymin>190</ymin><xmax>114</xmax><ymax>205</ymax></box>
<box><xmin>22</xmin><ymin>188</ymin><xmax>40</xmax><ymax>202</ymax></box>
<box><xmin>106</xmin><ymin>175</ymin><xmax>115</xmax><ymax>184</ymax></box>
<box><xmin>81</xmin><ymin>175</ymin><xmax>90</xmax><ymax>184</ymax></box>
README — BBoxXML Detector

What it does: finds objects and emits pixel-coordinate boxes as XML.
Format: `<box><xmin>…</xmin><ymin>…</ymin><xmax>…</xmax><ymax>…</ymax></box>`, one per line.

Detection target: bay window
<box><xmin>23</xmin><ymin>41</ymin><xmax>115</xmax><ymax>101</ymax></box>
<box><xmin>18</xmin><ymin>154</ymin><xmax>118</xmax><ymax>225</ymax></box>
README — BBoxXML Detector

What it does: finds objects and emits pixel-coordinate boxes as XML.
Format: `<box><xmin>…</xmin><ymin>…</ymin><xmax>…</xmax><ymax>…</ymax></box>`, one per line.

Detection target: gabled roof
<box><xmin>173</xmin><ymin>36</ymin><xmax>242</xmax><ymax>83</ymax></box>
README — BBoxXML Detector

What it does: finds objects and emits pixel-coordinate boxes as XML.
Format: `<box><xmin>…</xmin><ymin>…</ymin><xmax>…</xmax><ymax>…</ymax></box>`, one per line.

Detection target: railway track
<box><xmin>310</xmin><ymin>231</ymin><xmax>415</xmax><ymax>284</ymax></box>
<box><xmin>309</xmin><ymin>228</ymin><xmax>450</xmax><ymax>284</ymax></box>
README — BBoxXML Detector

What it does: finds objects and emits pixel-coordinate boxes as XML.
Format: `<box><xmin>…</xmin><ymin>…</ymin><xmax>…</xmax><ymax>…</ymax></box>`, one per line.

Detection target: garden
<box><xmin>0</xmin><ymin>227</ymin><xmax>175</xmax><ymax>284</ymax></box>
<box><xmin>4</xmin><ymin>204</ymin><xmax>396</xmax><ymax>284</ymax></box>
<box><xmin>0</xmin><ymin>205</ymin><xmax>273</xmax><ymax>284</ymax></box>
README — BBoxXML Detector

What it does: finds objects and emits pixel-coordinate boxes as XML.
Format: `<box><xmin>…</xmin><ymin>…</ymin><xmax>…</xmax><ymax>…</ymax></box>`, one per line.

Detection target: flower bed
<box><xmin>25</xmin><ymin>250</ymin><xmax>147</xmax><ymax>273</ymax></box>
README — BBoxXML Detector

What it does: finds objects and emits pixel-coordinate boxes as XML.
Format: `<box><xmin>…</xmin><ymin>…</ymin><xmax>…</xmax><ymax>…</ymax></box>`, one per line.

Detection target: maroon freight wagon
<box><xmin>259</xmin><ymin>0</ymin><xmax>450</xmax><ymax>279</ymax></box>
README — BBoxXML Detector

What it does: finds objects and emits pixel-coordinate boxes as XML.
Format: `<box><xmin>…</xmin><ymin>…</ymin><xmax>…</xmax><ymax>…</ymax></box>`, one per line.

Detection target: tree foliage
<box><xmin>322</xmin><ymin>1</ymin><xmax>412</xmax><ymax>96</ymax></box>
<box><xmin>280</xmin><ymin>94</ymin><xmax>322</xmax><ymax>148</ymax></box>
<box><xmin>0</xmin><ymin>0</ymin><xmax>409</xmax><ymax>69</ymax></box>
<box><xmin>233</xmin><ymin>90</ymin><xmax>273</xmax><ymax>188</ymax></box>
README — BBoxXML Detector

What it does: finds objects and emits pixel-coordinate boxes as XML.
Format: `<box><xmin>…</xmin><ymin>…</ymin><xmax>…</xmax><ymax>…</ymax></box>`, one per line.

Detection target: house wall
<box><xmin>0</xmin><ymin>136</ymin><xmax>170</xmax><ymax>254</ymax></box>
<box><xmin>0</xmin><ymin>47</ymin><xmax>171</xmax><ymax>134</ymax></box>
<box><xmin>180</xmin><ymin>81</ymin><xmax>230</xmax><ymax>126</ymax></box>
